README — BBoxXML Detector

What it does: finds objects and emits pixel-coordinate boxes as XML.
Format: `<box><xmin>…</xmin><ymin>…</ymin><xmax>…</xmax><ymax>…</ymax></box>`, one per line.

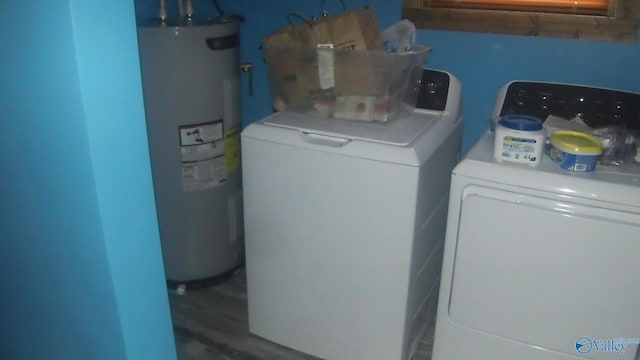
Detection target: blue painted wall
<box><xmin>136</xmin><ymin>0</ymin><xmax>640</xmax><ymax>153</ymax></box>
<box><xmin>0</xmin><ymin>1</ymin><xmax>176</xmax><ymax>359</ymax></box>
<box><xmin>421</xmin><ymin>30</ymin><xmax>640</xmax><ymax>152</ymax></box>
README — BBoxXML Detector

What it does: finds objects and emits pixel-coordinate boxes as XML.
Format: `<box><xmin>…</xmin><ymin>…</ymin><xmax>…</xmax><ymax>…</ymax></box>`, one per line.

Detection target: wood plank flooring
<box><xmin>169</xmin><ymin>269</ymin><xmax>435</xmax><ymax>360</ymax></box>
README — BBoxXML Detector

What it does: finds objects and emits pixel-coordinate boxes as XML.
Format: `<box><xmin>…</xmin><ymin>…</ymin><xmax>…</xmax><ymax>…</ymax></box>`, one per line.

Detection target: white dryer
<box><xmin>242</xmin><ymin>69</ymin><xmax>462</xmax><ymax>360</ymax></box>
<box><xmin>433</xmin><ymin>81</ymin><xmax>640</xmax><ymax>360</ymax></box>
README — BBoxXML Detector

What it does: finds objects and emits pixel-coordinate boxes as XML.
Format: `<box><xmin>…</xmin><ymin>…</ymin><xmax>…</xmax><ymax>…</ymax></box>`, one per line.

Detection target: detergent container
<box><xmin>548</xmin><ymin>130</ymin><xmax>603</xmax><ymax>172</ymax></box>
<box><xmin>493</xmin><ymin>114</ymin><xmax>545</xmax><ymax>166</ymax></box>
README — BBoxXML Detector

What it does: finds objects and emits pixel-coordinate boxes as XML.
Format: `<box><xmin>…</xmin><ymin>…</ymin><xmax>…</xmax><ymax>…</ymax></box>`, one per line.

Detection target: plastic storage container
<box><xmin>548</xmin><ymin>130</ymin><xmax>603</xmax><ymax>172</ymax></box>
<box><xmin>262</xmin><ymin>45</ymin><xmax>430</xmax><ymax>122</ymax></box>
<box><xmin>493</xmin><ymin>114</ymin><xmax>546</xmax><ymax>166</ymax></box>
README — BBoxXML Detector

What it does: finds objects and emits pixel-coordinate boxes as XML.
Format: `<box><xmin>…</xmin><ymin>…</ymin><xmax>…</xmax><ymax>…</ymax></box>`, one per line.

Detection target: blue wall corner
<box><xmin>0</xmin><ymin>1</ymin><xmax>176</xmax><ymax>359</ymax></box>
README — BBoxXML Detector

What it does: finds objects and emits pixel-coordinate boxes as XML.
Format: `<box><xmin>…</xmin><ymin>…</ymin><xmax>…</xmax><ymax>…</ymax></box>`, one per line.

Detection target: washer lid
<box><xmin>262</xmin><ymin>110</ymin><xmax>442</xmax><ymax>146</ymax></box>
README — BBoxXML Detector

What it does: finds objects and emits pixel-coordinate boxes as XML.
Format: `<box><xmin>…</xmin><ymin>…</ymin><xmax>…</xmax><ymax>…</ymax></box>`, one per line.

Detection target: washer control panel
<box><xmin>416</xmin><ymin>69</ymin><xmax>450</xmax><ymax>111</ymax></box>
<box><xmin>495</xmin><ymin>81</ymin><xmax>640</xmax><ymax>130</ymax></box>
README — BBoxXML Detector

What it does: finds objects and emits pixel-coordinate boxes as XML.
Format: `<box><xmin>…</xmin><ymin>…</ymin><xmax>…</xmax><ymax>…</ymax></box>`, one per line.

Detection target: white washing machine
<box><xmin>241</xmin><ymin>69</ymin><xmax>462</xmax><ymax>360</ymax></box>
<box><xmin>433</xmin><ymin>81</ymin><xmax>640</xmax><ymax>360</ymax></box>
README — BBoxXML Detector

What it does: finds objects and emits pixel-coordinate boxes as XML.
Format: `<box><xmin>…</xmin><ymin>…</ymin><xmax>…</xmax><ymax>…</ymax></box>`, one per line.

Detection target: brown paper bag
<box><xmin>262</xmin><ymin>6</ymin><xmax>383</xmax><ymax>51</ymax></box>
<box><xmin>262</xmin><ymin>6</ymin><xmax>386</xmax><ymax>120</ymax></box>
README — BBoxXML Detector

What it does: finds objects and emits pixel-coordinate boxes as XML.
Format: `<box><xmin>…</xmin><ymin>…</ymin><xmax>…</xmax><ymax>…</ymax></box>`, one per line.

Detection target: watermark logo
<box><xmin>576</xmin><ymin>337</ymin><xmax>593</xmax><ymax>354</ymax></box>
<box><xmin>575</xmin><ymin>336</ymin><xmax>640</xmax><ymax>356</ymax></box>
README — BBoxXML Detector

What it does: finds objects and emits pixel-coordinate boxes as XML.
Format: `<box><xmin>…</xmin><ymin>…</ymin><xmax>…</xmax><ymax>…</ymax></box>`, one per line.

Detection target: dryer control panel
<box><xmin>495</xmin><ymin>81</ymin><xmax>640</xmax><ymax>130</ymax></box>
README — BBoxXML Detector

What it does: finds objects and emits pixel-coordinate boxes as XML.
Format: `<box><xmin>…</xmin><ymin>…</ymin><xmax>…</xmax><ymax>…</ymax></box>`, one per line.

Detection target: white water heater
<box><xmin>137</xmin><ymin>17</ymin><xmax>244</xmax><ymax>287</ymax></box>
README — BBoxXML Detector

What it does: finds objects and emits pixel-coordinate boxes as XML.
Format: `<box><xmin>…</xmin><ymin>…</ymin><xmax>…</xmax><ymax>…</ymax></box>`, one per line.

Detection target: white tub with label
<box><xmin>493</xmin><ymin>114</ymin><xmax>545</xmax><ymax>166</ymax></box>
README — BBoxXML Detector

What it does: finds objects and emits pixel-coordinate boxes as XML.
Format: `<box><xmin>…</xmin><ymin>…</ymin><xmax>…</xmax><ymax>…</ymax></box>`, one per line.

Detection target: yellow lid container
<box><xmin>549</xmin><ymin>131</ymin><xmax>603</xmax><ymax>156</ymax></box>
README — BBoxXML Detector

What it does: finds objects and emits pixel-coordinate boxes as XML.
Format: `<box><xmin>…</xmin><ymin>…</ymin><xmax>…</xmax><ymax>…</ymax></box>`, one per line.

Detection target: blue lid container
<box><xmin>498</xmin><ymin>115</ymin><xmax>543</xmax><ymax>131</ymax></box>
<box><xmin>493</xmin><ymin>114</ymin><xmax>546</xmax><ymax>166</ymax></box>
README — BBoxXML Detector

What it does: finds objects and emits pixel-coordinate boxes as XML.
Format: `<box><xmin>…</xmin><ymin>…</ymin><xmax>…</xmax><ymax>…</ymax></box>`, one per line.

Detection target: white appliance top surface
<box><xmin>242</xmin><ymin>108</ymin><xmax>461</xmax><ymax>167</ymax></box>
<box><xmin>261</xmin><ymin>109</ymin><xmax>442</xmax><ymax>146</ymax></box>
<box><xmin>457</xmin><ymin>131</ymin><xmax>640</xmax><ymax>207</ymax></box>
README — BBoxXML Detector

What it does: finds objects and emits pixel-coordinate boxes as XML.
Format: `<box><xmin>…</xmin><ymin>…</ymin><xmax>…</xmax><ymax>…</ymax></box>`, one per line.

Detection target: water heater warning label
<box><xmin>179</xmin><ymin>120</ymin><xmax>226</xmax><ymax>192</ymax></box>
<box><xmin>223</xmin><ymin>127</ymin><xmax>240</xmax><ymax>173</ymax></box>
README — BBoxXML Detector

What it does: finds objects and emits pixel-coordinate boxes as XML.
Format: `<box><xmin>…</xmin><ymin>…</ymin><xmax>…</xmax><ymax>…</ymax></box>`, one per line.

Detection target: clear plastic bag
<box><xmin>381</xmin><ymin>20</ymin><xmax>416</xmax><ymax>53</ymax></box>
<box><xmin>591</xmin><ymin>126</ymin><xmax>640</xmax><ymax>166</ymax></box>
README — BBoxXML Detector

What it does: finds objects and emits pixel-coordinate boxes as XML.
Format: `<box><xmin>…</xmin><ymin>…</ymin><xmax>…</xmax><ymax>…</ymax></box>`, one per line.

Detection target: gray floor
<box><xmin>169</xmin><ymin>269</ymin><xmax>435</xmax><ymax>360</ymax></box>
